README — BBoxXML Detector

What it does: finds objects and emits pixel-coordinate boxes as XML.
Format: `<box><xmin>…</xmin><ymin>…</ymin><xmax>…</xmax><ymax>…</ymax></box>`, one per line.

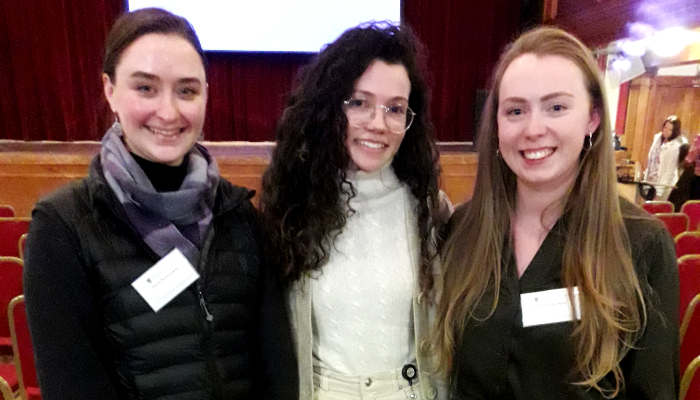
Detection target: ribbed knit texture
<box><xmin>311</xmin><ymin>164</ymin><xmax>416</xmax><ymax>375</ymax></box>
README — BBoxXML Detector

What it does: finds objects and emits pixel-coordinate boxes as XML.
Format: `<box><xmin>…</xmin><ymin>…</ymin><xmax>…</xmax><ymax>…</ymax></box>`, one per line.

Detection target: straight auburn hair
<box><xmin>433</xmin><ymin>27</ymin><xmax>646</xmax><ymax>398</ymax></box>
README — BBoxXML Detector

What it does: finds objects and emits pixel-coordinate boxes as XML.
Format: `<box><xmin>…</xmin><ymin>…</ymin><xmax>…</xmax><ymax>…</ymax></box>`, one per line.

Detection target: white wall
<box><xmin>657</xmin><ymin>63</ymin><xmax>700</xmax><ymax>76</ymax></box>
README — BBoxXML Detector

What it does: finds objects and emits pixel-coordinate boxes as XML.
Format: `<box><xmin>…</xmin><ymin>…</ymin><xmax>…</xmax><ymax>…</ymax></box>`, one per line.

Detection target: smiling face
<box><xmin>661</xmin><ymin>121</ymin><xmax>674</xmax><ymax>139</ymax></box>
<box><xmin>103</xmin><ymin>33</ymin><xmax>207</xmax><ymax>166</ymax></box>
<box><xmin>345</xmin><ymin>59</ymin><xmax>411</xmax><ymax>174</ymax></box>
<box><xmin>497</xmin><ymin>54</ymin><xmax>600</xmax><ymax>192</ymax></box>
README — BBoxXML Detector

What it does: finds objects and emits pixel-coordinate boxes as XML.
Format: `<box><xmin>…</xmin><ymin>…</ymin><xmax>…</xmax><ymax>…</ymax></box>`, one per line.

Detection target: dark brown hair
<box><xmin>661</xmin><ymin>115</ymin><xmax>681</xmax><ymax>142</ymax></box>
<box><xmin>260</xmin><ymin>22</ymin><xmax>442</xmax><ymax>295</ymax></box>
<box><xmin>104</xmin><ymin>7</ymin><xmax>207</xmax><ymax>82</ymax></box>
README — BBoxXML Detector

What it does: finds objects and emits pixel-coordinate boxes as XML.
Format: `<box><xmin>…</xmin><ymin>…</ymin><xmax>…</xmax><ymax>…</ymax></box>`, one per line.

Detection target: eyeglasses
<box><xmin>342</xmin><ymin>97</ymin><xmax>416</xmax><ymax>134</ymax></box>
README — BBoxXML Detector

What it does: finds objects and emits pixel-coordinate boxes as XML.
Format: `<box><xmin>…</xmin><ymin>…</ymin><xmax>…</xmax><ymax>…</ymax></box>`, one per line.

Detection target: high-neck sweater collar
<box><xmin>131</xmin><ymin>152</ymin><xmax>189</xmax><ymax>193</ymax></box>
<box><xmin>346</xmin><ymin>163</ymin><xmax>403</xmax><ymax>202</ymax></box>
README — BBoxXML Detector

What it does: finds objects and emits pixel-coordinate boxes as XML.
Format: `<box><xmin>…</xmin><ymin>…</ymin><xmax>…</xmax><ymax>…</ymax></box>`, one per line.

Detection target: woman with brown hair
<box><xmin>644</xmin><ymin>116</ymin><xmax>686</xmax><ymax>200</ymax></box>
<box><xmin>23</xmin><ymin>8</ymin><xmax>295</xmax><ymax>400</ymax></box>
<box><xmin>434</xmin><ymin>27</ymin><xmax>678</xmax><ymax>399</ymax></box>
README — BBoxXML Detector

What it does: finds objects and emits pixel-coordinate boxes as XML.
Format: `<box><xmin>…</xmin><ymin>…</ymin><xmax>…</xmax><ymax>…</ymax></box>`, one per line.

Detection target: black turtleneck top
<box><xmin>131</xmin><ymin>153</ymin><xmax>189</xmax><ymax>192</ymax></box>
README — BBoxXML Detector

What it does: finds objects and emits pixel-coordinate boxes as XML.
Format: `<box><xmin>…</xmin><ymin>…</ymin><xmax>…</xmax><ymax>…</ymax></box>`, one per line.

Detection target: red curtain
<box><xmin>204</xmin><ymin>52</ymin><xmax>312</xmax><ymax>141</ymax></box>
<box><xmin>406</xmin><ymin>0</ymin><xmax>522</xmax><ymax>142</ymax></box>
<box><xmin>0</xmin><ymin>0</ymin><xmax>122</xmax><ymax>141</ymax></box>
<box><xmin>0</xmin><ymin>1</ymin><xmax>522</xmax><ymax>142</ymax></box>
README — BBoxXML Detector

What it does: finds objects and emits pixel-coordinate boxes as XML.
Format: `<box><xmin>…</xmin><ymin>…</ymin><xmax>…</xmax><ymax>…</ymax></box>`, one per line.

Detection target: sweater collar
<box><xmin>347</xmin><ymin>162</ymin><xmax>403</xmax><ymax>201</ymax></box>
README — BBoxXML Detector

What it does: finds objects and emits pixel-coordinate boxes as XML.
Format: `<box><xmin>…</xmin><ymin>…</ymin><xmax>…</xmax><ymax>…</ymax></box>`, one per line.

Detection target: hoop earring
<box><xmin>586</xmin><ymin>133</ymin><xmax>593</xmax><ymax>150</ymax></box>
<box><xmin>496</xmin><ymin>148</ymin><xmax>500</xmax><ymax>157</ymax></box>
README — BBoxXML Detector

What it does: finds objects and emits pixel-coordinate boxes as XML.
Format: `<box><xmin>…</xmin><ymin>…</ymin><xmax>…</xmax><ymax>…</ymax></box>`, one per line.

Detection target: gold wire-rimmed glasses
<box><xmin>342</xmin><ymin>97</ymin><xmax>416</xmax><ymax>134</ymax></box>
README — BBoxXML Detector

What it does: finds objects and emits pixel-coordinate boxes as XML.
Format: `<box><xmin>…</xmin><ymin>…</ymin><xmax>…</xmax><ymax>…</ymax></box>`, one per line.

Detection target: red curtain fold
<box><xmin>405</xmin><ymin>0</ymin><xmax>522</xmax><ymax>142</ymax></box>
<box><xmin>204</xmin><ymin>52</ymin><xmax>312</xmax><ymax>141</ymax></box>
<box><xmin>0</xmin><ymin>1</ymin><xmax>521</xmax><ymax>142</ymax></box>
<box><xmin>0</xmin><ymin>0</ymin><xmax>121</xmax><ymax>142</ymax></box>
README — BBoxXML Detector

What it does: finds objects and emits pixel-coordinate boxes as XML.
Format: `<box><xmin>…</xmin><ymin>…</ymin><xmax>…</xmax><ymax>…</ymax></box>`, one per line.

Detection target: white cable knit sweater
<box><xmin>310</xmin><ymin>164</ymin><xmax>416</xmax><ymax>375</ymax></box>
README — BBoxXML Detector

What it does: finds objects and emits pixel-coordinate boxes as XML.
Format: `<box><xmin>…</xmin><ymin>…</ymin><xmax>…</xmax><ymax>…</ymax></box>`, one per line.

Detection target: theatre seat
<box><xmin>0</xmin><ymin>206</ymin><xmax>14</xmax><ymax>218</ymax></box>
<box><xmin>0</xmin><ymin>376</ymin><xmax>15</xmax><ymax>400</ymax></box>
<box><xmin>681</xmin><ymin>200</ymin><xmax>700</xmax><ymax>231</ymax></box>
<box><xmin>681</xmin><ymin>294</ymin><xmax>700</xmax><ymax>400</ymax></box>
<box><xmin>0</xmin><ymin>362</ymin><xmax>18</xmax><ymax>396</ymax></box>
<box><xmin>681</xmin><ymin>293</ymin><xmax>700</xmax><ymax>400</ymax></box>
<box><xmin>680</xmin><ymin>255</ymin><xmax>700</xmax><ymax>319</ymax></box>
<box><xmin>0</xmin><ymin>257</ymin><xmax>23</xmax><ymax>356</ymax></box>
<box><xmin>681</xmin><ymin>355</ymin><xmax>700</xmax><ymax>400</ymax></box>
<box><xmin>9</xmin><ymin>296</ymin><xmax>41</xmax><ymax>400</ymax></box>
<box><xmin>642</xmin><ymin>200</ymin><xmax>674</xmax><ymax>214</ymax></box>
<box><xmin>655</xmin><ymin>213</ymin><xmax>690</xmax><ymax>238</ymax></box>
<box><xmin>677</xmin><ymin>232</ymin><xmax>700</xmax><ymax>258</ymax></box>
<box><xmin>18</xmin><ymin>234</ymin><xmax>26</xmax><ymax>261</ymax></box>
<box><xmin>0</xmin><ymin>218</ymin><xmax>31</xmax><ymax>258</ymax></box>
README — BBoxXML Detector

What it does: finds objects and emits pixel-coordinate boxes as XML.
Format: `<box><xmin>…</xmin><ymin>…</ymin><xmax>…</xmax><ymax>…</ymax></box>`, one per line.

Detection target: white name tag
<box><xmin>521</xmin><ymin>287</ymin><xmax>581</xmax><ymax>327</ymax></box>
<box><xmin>131</xmin><ymin>248</ymin><xmax>200</xmax><ymax>312</ymax></box>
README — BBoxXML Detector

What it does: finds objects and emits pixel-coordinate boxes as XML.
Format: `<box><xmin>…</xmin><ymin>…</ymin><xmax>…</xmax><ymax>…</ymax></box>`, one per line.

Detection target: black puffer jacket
<box><xmin>24</xmin><ymin>157</ymin><xmax>297</xmax><ymax>400</ymax></box>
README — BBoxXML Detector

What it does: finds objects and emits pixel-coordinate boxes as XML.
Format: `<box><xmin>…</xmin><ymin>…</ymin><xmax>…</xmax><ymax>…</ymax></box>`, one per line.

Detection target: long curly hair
<box><xmin>260</xmin><ymin>22</ymin><xmax>441</xmax><ymax>295</ymax></box>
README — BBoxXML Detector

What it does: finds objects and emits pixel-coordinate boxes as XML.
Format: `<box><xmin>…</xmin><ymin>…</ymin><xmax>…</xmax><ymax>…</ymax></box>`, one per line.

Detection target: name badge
<box><xmin>521</xmin><ymin>287</ymin><xmax>581</xmax><ymax>327</ymax></box>
<box><xmin>131</xmin><ymin>248</ymin><xmax>200</xmax><ymax>312</ymax></box>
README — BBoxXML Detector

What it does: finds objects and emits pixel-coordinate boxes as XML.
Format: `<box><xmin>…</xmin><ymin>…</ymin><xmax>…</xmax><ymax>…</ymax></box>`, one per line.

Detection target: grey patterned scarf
<box><xmin>100</xmin><ymin>122</ymin><xmax>219</xmax><ymax>266</ymax></box>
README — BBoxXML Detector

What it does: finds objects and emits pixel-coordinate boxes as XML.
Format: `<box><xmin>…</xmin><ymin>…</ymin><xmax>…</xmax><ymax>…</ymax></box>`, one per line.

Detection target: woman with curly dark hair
<box><xmin>261</xmin><ymin>22</ymin><xmax>450</xmax><ymax>400</ymax></box>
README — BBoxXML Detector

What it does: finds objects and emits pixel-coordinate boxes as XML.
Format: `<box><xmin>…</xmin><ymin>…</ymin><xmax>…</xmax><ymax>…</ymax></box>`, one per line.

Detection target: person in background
<box><xmin>23</xmin><ymin>8</ymin><xmax>296</xmax><ymax>400</ymax></box>
<box><xmin>261</xmin><ymin>22</ymin><xmax>450</xmax><ymax>400</ymax></box>
<box><xmin>644</xmin><ymin>115</ymin><xmax>687</xmax><ymax>200</ymax></box>
<box><xmin>434</xmin><ymin>27</ymin><xmax>678</xmax><ymax>399</ymax></box>
<box><xmin>669</xmin><ymin>133</ymin><xmax>700</xmax><ymax>211</ymax></box>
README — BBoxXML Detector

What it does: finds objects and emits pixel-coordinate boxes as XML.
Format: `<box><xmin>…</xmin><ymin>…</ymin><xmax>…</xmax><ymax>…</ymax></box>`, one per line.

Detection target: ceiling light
<box><xmin>648</xmin><ymin>27</ymin><xmax>700</xmax><ymax>57</ymax></box>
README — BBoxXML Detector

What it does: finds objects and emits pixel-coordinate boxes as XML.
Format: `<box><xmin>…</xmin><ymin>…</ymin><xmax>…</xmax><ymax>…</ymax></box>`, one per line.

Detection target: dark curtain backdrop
<box><xmin>0</xmin><ymin>0</ymin><xmax>523</xmax><ymax>142</ymax></box>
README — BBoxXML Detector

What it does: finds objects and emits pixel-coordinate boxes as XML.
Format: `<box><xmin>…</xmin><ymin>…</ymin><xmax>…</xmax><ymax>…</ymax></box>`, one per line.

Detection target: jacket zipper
<box><xmin>196</xmin><ymin>216</ymin><xmax>217</xmax><ymax>322</ymax></box>
<box><xmin>198</xmin><ymin>291</ymin><xmax>214</xmax><ymax>322</ymax></box>
<box><xmin>195</xmin><ymin>210</ymin><xmax>223</xmax><ymax>398</ymax></box>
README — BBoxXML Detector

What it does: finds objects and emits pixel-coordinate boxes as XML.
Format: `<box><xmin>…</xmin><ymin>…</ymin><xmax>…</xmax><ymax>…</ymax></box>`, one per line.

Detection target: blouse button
<box><xmin>420</xmin><ymin>340</ymin><xmax>430</xmax><ymax>354</ymax></box>
<box><xmin>427</xmin><ymin>386</ymin><xmax>437</xmax><ymax>399</ymax></box>
<box><xmin>365</xmin><ymin>378</ymin><xmax>372</xmax><ymax>387</ymax></box>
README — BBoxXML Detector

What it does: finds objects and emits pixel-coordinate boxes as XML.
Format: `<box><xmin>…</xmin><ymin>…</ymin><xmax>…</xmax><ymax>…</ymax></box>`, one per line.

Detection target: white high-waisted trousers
<box><xmin>313</xmin><ymin>367</ymin><xmax>423</xmax><ymax>400</ymax></box>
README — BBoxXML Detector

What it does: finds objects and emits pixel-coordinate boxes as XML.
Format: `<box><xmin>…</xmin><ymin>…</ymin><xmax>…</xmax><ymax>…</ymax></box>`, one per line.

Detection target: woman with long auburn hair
<box><xmin>261</xmin><ymin>22</ymin><xmax>450</xmax><ymax>400</ymax></box>
<box><xmin>434</xmin><ymin>27</ymin><xmax>679</xmax><ymax>399</ymax></box>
